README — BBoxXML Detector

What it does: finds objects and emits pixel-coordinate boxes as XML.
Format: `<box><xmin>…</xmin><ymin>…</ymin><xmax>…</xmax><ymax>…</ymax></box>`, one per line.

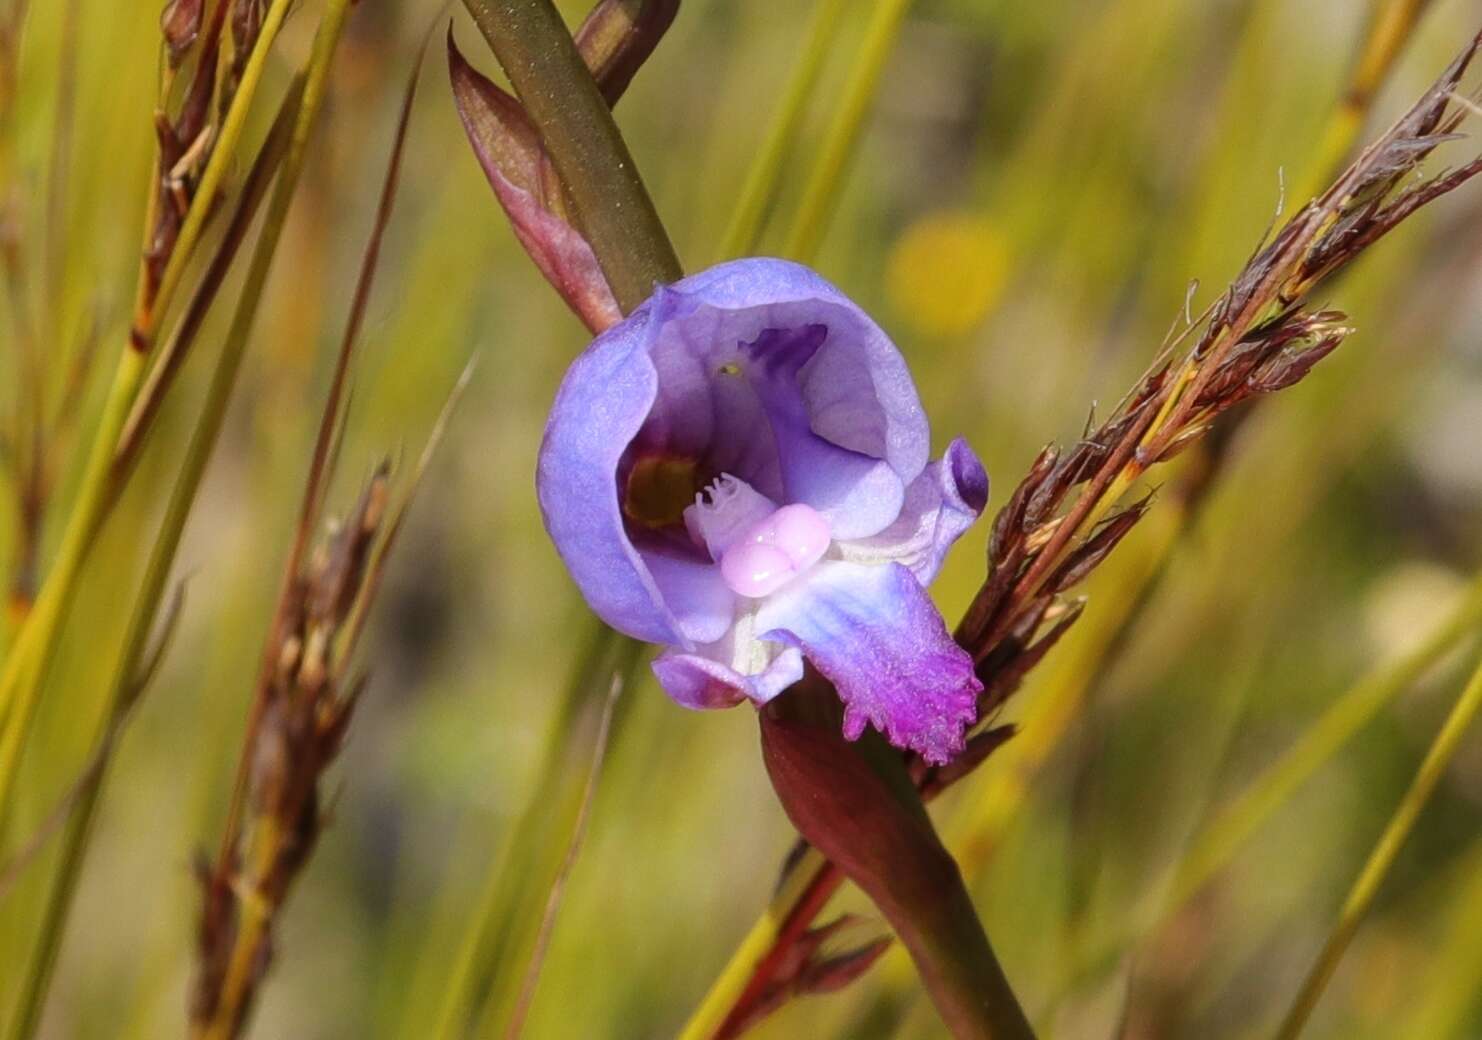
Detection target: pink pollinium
<box><xmin>719</xmin><ymin>504</ymin><xmax>832</xmax><ymax>598</ymax></box>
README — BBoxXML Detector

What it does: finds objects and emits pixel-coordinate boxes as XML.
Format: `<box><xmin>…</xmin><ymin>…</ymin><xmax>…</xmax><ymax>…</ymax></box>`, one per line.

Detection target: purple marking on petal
<box><xmin>652</xmin><ymin>645</ymin><xmax>804</xmax><ymax>710</ymax></box>
<box><xmin>837</xmin><ymin>437</ymin><xmax>989</xmax><ymax>585</ymax></box>
<box><xmin>755</xmin><ymin>561</ymin><xmax>980</xmax><ymax>764</ymax></box>
<box><xmin>655</xmin><ymin>260</ymin><xmax>930</xmax><ymax>483</ymax></box>
<box><xmin>741</xmin><ymin>326</ymin><xmax>905</xmax><ymax>540</ymax></box>
<box><xmin>633</xmin><ymin>260</ymin><xmax>930</xmax><ymax>494</ymax></box>
<box><xmin>948</xmin><ymin>436</ymin><xmax>991</xmax><ymax>514</ymax></box>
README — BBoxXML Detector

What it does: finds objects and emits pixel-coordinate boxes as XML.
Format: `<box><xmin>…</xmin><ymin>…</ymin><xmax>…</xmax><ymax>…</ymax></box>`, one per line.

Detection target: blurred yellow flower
<box><xmin>885</xmin><ymin>211</ymin><xmax>1008</xmax><ymax>339</ymax></box>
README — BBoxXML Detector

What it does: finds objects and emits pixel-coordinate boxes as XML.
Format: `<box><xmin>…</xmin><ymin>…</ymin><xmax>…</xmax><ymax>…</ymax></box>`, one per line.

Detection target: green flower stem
<box><xmin>461</xmin><ymin>0</ymin><xmax>682</xmax><ymax>311</ymax></box>
<box><xmin>1274</xmin><ymin>645</ymin><xmax>1482</xmax><ymax>1040</ymax></box>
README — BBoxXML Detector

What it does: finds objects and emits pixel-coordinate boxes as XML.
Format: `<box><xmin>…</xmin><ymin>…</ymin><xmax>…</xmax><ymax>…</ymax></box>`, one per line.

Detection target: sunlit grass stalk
<box><xmin>1399</xmin><ymin>837</ymin><xmax>1482</xmax><ymax>1037</ymax></box>
<box><xmin>0</xmin><ymin>0</ymin><xmax>297</xmax><ymax>837</ymax></box>
<box><xmin>675</xmin><ymin>848</ymin><xmax>839</xmax><ymax>1040</ymax></box>
<box><xmin>1302</xmin><ymin>0</ymin><xmax>1436</xmax><ymax>197</ymax></box>
<box><xmin>716</xmin><ymin>0</ymin><xmax>847</xmax><ymax>261</ymax></box>
<box><xmin>1274</xmin><ymin>642</ymin><xmax>1482</xmax><ymax>1039</ymax></box>
<box><xmin>0</xmin><ymin>78</ymin><xmax>306</xmax><ymax>1040</ymax></box>
<box><xmin>1021</xmin><ymin>565</ymin><xmax>1482</xmax><ymax>1015</ymax></box>
<box><xmin>673</xmin><ymin>855</ymin><xmax>817</xmax><ymax>1039</ymax></box>
<box><xmin>1167</xmin><ymin>574</ymin><xmax>1482</xmax><ymax>910</ymax></box>
<box><xmin>784</xmin><ymin>0</ymin><xmax>913</xmax><ymax>264</ymax></box>
<box><xmin>431</xmin><ymin>628</ymin><xmax>642</xmax><ymax>1038</ymax></box>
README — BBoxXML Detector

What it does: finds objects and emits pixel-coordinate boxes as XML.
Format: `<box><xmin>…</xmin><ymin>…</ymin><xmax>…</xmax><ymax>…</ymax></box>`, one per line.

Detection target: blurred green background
<box><xmin>3</xmin><ymin>0</ymin><xmax>1482</xmax><ymax>1037</ymax></box>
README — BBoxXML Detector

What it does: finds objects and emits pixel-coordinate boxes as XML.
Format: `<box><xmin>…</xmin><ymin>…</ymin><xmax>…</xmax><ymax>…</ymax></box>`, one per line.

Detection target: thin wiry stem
<box><xmin>41</xmin><ymin>0</ymin><xmax>79</xmax><ymax>318</ymax></box>
<box><xmin>716</xmin><ymin>0</ymin><xmax>847</xmax><ymax>261</ymax></box>
<box><xmin>500</xmin><ymin>672</ymin><xmax>624</xmax><ymax>1040</ymax></box>
<box><xmin>1274</xmin><ymin>644</ymin><xmax>1482</xmax><ymax>1039</ymax></box>
<box><xmin>784</xmin><ymin>0</ymin><xmax>913</xmax><ymax>264</ymax></box>
<box><xmin>431</xmin><ymin>628</ymin><xmax>643</xmax><ymax>1037</ymax></box>
<box><xmin>206</xmin><ymin>11</ymin><xmax>416</xmax><ymax>882</ymax></box>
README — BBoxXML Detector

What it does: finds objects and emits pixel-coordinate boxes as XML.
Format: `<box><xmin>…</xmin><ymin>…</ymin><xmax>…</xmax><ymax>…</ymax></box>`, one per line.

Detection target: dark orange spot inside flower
<box><xmin>623</xmin><ymin>454</ymin><xmax>706</xmax><ymax>529</ymax></box>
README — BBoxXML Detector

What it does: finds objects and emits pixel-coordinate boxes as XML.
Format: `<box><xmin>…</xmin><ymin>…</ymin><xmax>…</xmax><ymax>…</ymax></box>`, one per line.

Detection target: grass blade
<box><xmin>1274</xmin><ymin>644</ymin><xmax>1482</xmax><ymax>1039</ymax></box>
<box><xmin>783</xmin><ymin>0</ymin><xmax>913</xmax><ymax>263</ymax></box>
<box><xmin>0</xmin><ymin>54</ymin><xmax>324</xmax><ymax>1037</ymax></box>
<box><xmin>430</xmin><ymin>627</ymin><xmax>643</xmax><ymax>1038</ymax></box>
<box><xmin>716</xmin><ymin>0</ymin><xmax>848</xmax><ymax>260</ymax></box>
<box><xmin>500</xmin><ymin>671</ymin><xmax>624</xmax><ymax>1040</ymax></box>
<box><xmin>0</xmin><ymin>0</ymin><xmax>299</xmax><ymax>849</ymax></box>
<box><xmin>1028</xmin><ymin>567</ymin><xmax>1482</xmax><ymax>1014</ymax></box>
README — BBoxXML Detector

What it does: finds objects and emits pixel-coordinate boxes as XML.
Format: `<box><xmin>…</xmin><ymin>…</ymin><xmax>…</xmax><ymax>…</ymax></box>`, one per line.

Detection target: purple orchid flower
<box><xmin>537</xmin><ymin>258</ymin><xmax>988</xmax><ymax>764</ymax></box>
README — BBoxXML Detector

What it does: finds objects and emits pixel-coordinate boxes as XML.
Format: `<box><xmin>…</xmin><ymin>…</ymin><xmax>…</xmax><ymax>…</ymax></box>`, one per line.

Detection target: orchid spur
<box><xmin>537</xmin><ymin>258</ymin><xmax>988</xmax><ymax>764</ymax></box>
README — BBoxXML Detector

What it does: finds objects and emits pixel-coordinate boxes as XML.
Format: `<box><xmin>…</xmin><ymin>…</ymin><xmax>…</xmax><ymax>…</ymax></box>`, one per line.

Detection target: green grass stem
<box><xmin>1274</xmin><ymin>643</ymin><xmax>1482</xmax><ymax>1039</ymax></box>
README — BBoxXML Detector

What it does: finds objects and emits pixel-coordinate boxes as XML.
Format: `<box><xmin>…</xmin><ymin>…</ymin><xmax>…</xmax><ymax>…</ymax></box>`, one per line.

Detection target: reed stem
<box><xmin>1275</xmin><ymin>643</ymin><xmax>1482</xmax><ymax>1039</ymax></box>
<box><xmin>461</xmin><ymin>0</ymin><xmax>682</xmax><ymax>309</ymax></box>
